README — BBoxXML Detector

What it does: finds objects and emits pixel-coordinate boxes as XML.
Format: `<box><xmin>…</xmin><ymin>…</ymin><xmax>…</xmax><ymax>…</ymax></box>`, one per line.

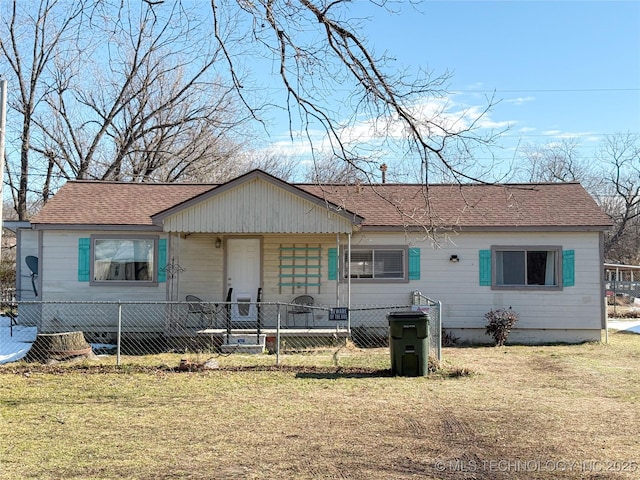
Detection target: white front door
<box><xmin>226</xmin><ymin>238</ymin><xmax>261</xmax><ymax>323</ymax></box>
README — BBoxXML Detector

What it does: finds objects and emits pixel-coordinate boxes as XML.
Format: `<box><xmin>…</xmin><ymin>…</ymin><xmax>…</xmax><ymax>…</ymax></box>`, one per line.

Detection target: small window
<box><xmin>92</xmin><ymin>236</ymin><xmax>157</xmax><ymax>285</ymax></box>
<box><xmin>493</xmin><ymin>246</ymin><xmax>560</xmax><ymax>289</ymax></box>
<box><xmin>344</xmin><ymin>248</ymin><xmax>407</xmax><ymax>282</ymax></box>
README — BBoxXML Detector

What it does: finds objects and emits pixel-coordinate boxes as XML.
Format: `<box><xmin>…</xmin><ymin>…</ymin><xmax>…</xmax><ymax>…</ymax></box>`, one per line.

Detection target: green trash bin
<box><xmin>388</xmin><ymin>311</ymin><xmax>429</xmax><ymax>376</ymax></box>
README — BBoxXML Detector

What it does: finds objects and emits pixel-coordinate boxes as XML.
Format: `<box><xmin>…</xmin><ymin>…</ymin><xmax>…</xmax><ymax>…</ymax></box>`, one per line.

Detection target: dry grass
<box><xmin>1</xmin><ymin>333</ymin><xmax>639</xmax><ymax>479</ymax></box>
<box><xmin>608</xmin><ymin>304</ymin><xmax>640</xmax><ymax>319</ymax></box>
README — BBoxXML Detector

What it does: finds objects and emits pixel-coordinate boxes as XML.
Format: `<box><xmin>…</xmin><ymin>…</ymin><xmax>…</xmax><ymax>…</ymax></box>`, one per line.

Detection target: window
<box><xmin>92</xmin><ymin>236</ymin><xmax>157</xmax><ymax>285</ymax></box>
<box><xmin>493</xmin><ymin>246</ymin><xmax>561</xmax><ymax>288</ymax></box>
<box><xmin>344</xmin><ymin>248</ymin><xmax>407</xmax><ymax>281</ymax></box>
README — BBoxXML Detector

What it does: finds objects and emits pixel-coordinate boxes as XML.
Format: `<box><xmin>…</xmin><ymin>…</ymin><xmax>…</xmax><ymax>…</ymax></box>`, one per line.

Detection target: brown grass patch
<box><xmin>1</xmin><ymin>333</ymin><xmax>639</xmax><ymax>479</ymax></box>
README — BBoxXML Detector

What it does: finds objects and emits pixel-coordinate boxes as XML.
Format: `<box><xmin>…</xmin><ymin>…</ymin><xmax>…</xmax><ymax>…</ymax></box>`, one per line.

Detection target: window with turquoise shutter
<box><xmin>80</xmin><ymin>235</ymin><xmax>162</xmax><ymax>286</ymax></box>
<box><xmin>481</xmin><ymin>246</ymin><xmax>572</xmax><ymax>290</ymax></box>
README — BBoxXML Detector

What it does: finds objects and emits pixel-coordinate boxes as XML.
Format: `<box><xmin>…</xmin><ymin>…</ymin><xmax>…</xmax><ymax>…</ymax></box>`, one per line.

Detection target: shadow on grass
<box><xmin>0</xmin><ymin>362</ymin><xmax>475</xmax><ymax>378</ymax></box>
<box><xmin>611</xmin><ymin>329</ymin><xmax>640</xmax><ymax>336</ymax></box>
<box><xmin>295</xmin><ymin>368</ymin><xmax>394</xmax><ymax>379</ymax></box>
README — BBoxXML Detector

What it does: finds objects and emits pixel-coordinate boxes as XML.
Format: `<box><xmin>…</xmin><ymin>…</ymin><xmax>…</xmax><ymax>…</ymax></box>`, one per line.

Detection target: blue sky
<box><xmin>258</xmin><ymin>0</ymin><xmax>640</xmax><ymax>181</ymax></box>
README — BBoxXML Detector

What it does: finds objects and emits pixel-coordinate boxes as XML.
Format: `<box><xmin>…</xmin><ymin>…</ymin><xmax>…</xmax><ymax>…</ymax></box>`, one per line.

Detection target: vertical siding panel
<box><xmin>163</xmin><ymin>177</ymin><xmax>353</xmax><ymax>233</ymax></box>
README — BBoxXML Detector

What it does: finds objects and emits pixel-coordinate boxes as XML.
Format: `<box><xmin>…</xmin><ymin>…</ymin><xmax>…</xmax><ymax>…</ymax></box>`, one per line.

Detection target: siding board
<box><xmin>162</xmin><ymin>178</ymin><xmax>353</xmax><ymax>234</ymax></box>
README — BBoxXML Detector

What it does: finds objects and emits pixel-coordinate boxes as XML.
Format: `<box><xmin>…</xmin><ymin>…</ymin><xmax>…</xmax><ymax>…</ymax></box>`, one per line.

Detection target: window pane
<box><xmin>348</xmin><ymin>251</ymin><xmax>373</xmax><ymax>278</ymax></box>
<box><xmin>497</xmin><ymin>251</ymin><xmax>525</xmax><ymax>285</ymax></box>
<box><xmin>495</xmin><ymin>248</ymin><xmax>559</xmax><ymax>287</ymax></box>
<box><xmin>346</xmin><ymin>249</ymin><xmax>406</xmax><ymax>279</ymax></box>
<box><xmin>94</xmin><ymin>239</ymin><xmax>154</xmax><ymax>281</ymax></box>
<box><xmin>374</xmin><ymin>250</ymin><xmax>404</xmax><ymax>278</ymax></box>
<box><xmin>527</xmin><ymin>250</ymin><xmax>556</xmax><ymax>286</ymax></box>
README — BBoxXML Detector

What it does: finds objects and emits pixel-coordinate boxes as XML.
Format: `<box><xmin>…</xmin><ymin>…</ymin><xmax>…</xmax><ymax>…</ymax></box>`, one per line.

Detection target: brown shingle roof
<box><xmin>298</xmin><ymin>182</ymin><xmax>613</xmax><ymax>229</ymax></box>
<box><xmin>30</xmin><ymin>181</ymin><xmax>215</xmax><ymax>226</ymax></box>
<box><xmin>29</xmin><ymin>176</ymin><xmax>612</xmax><ymax>230</ymax></box>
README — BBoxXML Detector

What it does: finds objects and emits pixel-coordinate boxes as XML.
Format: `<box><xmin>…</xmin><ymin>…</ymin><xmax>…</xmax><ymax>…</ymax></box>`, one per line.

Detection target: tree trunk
<box><xmin>25</xmin><ymin>331</ymin><xmax>93</xmax><ymax>363</ymax></box>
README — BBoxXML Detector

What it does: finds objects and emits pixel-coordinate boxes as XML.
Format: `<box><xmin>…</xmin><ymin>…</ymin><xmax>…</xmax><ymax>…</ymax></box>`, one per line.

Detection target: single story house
<box><xmin>11</xmin><ymin>169</ymin><xmax>612</xmax><ymax>344</ymax></box>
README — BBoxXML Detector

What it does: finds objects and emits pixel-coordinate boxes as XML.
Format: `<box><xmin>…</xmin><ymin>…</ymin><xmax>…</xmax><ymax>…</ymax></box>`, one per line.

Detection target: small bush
<box><xmin>441</xmin><ymin>328</ymin><xmax>459</xmax><ymax>346</ymax></box>
<box><xmin>485</xmin><ymin>307</ymin><xmax>519</xmax><ymax>346</ymax></box>
<box><xmin>0</xmin><ymin>258</ymin><xmax>16</xmax><ymax>286</ymax></box>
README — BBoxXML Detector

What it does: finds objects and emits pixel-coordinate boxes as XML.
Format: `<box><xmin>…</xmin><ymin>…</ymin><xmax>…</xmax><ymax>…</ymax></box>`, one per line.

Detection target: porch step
<box><xmin>220</xmin><ymin>333</ymin><xmax>266</xmax><ymax>355</ymax></box>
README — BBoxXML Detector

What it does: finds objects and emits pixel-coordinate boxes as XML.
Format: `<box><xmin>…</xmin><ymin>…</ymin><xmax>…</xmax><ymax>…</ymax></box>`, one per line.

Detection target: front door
<box><xmin>226</xmin><ymin>238</ymin><xmax>261</xmax><ymax>323</ymax></box>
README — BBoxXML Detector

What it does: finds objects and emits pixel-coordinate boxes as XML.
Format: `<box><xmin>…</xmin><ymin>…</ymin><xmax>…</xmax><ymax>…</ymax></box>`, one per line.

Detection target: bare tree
<box><xmin>303</xmin><ymin>155</ymin><xmax>370</xmax><ymax>184</ymax></box>
<box><xmin>208</xmin><ymin>0</ymin><xmax>500</xmax><ymax>184</ymax></box>
<box><xmin>0</xmin><ymin>0</ymin><xmax>85</xmax><ymax>220</ymax></box>
<box><xmin>241</xmin><ymin>151</ymin><xmax>298</xmax><ymax>182</ymax></box>
<box><xmin>515</xmin><ymin>138</ymin><xmax>602</xmax><ymax>189</ymax></box>
<box><xmin>1</xmin><ymin>0</ymin><xmax>253</xmax><ymax>220</ymax></box>
<box><xmin>4</xmin><ymin>0</ymin><xmax>502</xmax><ymax>221</ymax></box>
<box><xmin>41</xmin><ymin>1</ymin><xmax>250</xmax><ymax>183</ymax></box>
<box><xmin>597</xmin><ymin>133</ymin><xmax>640</xmax><ymax>263</ymax></box>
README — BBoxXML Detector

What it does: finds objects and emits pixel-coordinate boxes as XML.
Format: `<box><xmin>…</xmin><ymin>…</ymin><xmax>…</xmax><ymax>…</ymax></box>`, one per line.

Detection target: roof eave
<box><xmin>359</xmin><ymin>224</ymin><xmax>612</xmax><ymax>232</ymax></box>
<box><xmin>31</xmin><ymin>224</ymin><xmax>163</xmax><ymax>232</ymax></box>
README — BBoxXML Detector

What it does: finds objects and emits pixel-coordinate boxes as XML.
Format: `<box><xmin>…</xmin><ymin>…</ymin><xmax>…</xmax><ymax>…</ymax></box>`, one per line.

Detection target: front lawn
<box><xmin>1</xmin><ymin>333</ymin><xmax>639</xmax><ymax>479</ymax></box>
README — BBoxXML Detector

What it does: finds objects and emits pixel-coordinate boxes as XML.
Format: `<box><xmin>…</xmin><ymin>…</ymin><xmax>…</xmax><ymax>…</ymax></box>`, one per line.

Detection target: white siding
<box><xmin>172</xmin><ymin>231</ymin><xmax>604</xmax><ymax>339</ymax></box>
<box><xmin>29</xmin><ymin>227</ymin><xmax>604</xmax><ymax>342</ymax></box>
<box><xmin>16</xmin><ymin>228</ymin><xmax>39</xmax><ymax>300</ymax></box>
<box><xmin>161</xmin><ymin>177</ymin><xmax>353</xmax><ymax>234</ymax></box>
<box><xmin>173</xmin><ymin>234</ymin><xmax>223</xmax><ymax>302</ymax></box>
<box><xmin>343</xmin><ymin>231</ymin><xmax>604</xmax><ymax>339</ymax></box>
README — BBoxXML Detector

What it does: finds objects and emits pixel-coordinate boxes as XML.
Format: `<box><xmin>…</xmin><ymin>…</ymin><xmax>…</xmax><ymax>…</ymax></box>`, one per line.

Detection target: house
<box><xmin>11</xmin><ymin>169</ymin><xmax>612</xmax><ymax>344</ymax></box>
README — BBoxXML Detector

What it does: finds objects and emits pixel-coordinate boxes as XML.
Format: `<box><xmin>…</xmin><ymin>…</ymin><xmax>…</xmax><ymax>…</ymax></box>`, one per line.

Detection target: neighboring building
<box><xmin>10</xmin><ymin>169</ymin><xmax>612</xmax><ymax>344</ymax></box>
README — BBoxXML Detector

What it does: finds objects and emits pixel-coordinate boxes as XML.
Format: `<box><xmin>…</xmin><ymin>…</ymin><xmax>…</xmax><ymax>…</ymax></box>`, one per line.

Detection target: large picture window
<box><xmin>493</xmin><ymin>246</ymin><xmax>561</xmax><ymax>289</ymax></box>
<box><xmin>344</xmin><ymin>248</ymin><xmax>407</xmax><ymax>281</ymax></box>
<box><xmin>92</xmin><ymin>237</ymin><xmax>157</xmax><ymax>284</ymax></box>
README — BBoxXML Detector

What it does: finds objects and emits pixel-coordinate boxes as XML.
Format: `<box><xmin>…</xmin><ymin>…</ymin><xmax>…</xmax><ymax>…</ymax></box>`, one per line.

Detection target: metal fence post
<box><xmin>117</xmin><ymin>302</ymin><xmax>122</xmax><ymax>367</ymax></box>
<box><xmin>437</xmin><ymin>300</ymin><xmax>443</xmax><ymax>362</ymax></box>
<box><xmin>276</xmin><ymin>303</ymin><xmax>281</xmax><ymax>366</ymax></box>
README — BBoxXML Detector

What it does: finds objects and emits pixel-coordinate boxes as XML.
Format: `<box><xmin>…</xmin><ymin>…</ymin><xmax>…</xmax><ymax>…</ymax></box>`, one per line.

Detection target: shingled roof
<box><xmin>299</xmin><ymin>182</ymin><xmax>613</xmax><ymax>230</ymax></box>
<box><xmin>29</xmin><ymin>174</ymin><xmax>612</xmax><ymax>231</ymax></box>
<box><xmin>30</xmin><ymin>182</ymin><xmax>215</xmax><ymax>227</ymax></box>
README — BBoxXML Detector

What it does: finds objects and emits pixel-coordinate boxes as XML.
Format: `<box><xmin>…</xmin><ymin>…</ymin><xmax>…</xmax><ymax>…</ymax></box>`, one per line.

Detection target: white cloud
<box><xmin>261</xmin><ymin>92</ymin><xmax>519</xmax><ymax>164</ymax></box>
<box><xmin>504</xmin><ymin>96</ymin><xmax>535</xmax><ymax>106</ymax></box>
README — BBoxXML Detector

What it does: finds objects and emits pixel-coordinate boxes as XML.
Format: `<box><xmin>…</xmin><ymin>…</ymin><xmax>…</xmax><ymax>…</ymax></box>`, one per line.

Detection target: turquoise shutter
<box><xmin>408</xmin><ymin>248</ymin><xmax>421</xmax><ymax>280</ymax></box>
<box><xmin>158</xmin><ymin>238</ymin><xmax>167</xmax><ymax>283</ymax></box>
<box><xmin>479</xmin><ymin>250</ymin><xmax>491</xmax><ymax>286</ymax></box>
<box><xmin>562</xmin><ymin>249</ymin><xmax>575</xmax><ymax>287</ymax></box>
<box><xmin>328</xmin><ymin>248</ymin><xmax>337</xmax><ymax>280</ymax></box>
<box><xmin>78</xmin><ymin>238</ymin><xmax>90</xmax><ymax>282</ymax></box>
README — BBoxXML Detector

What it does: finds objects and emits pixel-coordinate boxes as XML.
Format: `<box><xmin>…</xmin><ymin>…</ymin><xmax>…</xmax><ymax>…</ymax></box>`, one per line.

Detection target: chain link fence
<box><xmin>605</xmin><ymin>264</ymin><xmax>640</xmax><ymax>316</ymax></box>
<box><xmin>606</xmin><ymin>280</ymin><xmax>640</xmax><ymax>300</ymax></box>
<box><xmin>1</xmin><ymin>297</ymin><xmax>441</xmax><ymax>367</ymax></box>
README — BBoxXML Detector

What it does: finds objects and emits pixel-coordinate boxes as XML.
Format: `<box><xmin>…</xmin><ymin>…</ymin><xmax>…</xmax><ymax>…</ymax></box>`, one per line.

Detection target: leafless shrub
<box><xmin>485</xmin><ymin>307</ymin><xmax>519</xmax><ymax>346</ymax></box>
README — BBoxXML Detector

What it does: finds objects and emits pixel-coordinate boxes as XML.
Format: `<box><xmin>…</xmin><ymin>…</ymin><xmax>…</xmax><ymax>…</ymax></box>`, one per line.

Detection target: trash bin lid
<box><xmin>388</xmin><ymin>311</ymin><xmax>428</xmax><ymax>320</ymax></box>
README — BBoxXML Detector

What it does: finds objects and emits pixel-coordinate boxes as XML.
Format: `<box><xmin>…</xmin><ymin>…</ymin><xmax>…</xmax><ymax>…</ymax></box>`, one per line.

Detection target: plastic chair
<box><xmin>286</xmin><ymin>295</ymin><xmax>315</xmax><ymax>327</ymax></box>
<box><xmin>185</xmin><ymin>295</ymin><xmax>216</xmax><ymax>328</ymax></box>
